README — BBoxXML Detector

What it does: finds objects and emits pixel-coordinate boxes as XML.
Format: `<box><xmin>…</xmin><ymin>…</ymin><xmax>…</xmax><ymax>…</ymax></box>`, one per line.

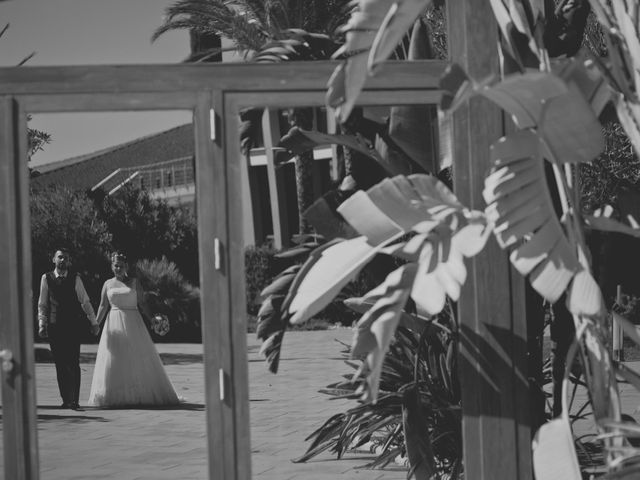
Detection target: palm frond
<box><xmin>152</xmin><ymin>0</ymin><xmax>267</xmax><ymax>53</ymax></box>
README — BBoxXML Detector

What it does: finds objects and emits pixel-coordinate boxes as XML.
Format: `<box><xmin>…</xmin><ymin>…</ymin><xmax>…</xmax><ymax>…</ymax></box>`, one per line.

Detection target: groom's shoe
<box><xmin>69</xmin><ymin>402</ymin><xmax>84</xmax><ymax>412</ymax></box>
<box><xmin>60</xmin><ymin>402</ymin><xmax>71</xmax><ymax>409</ymax></box>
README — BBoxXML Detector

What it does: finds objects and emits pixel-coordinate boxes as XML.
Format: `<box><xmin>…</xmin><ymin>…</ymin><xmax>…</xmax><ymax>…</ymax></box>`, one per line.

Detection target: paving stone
<box><xmin>13</xmin><ymin>329</ymin><xmax>637</xmax><ymax>479</ymax></box>
<box><xmin>1</xmin><ymin>330</ymin><xmax>413</xmax><ymax>479</ymax></box>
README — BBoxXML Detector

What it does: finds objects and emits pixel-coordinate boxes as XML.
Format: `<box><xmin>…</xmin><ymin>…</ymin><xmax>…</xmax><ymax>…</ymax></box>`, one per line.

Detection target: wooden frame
<box><xmin>0</xmin><ymin>60</ymin><xmax>446</xmax><ymax>480</ymax></box>
<box><xmin>0</xmin><ymin>47</ymin><xmax>533</xmax><ymax>480</ymax></box>
<box><xmin>446</xmin><ymin>1</ymin><xmax>533</xmax><ymax>478</ymax></box>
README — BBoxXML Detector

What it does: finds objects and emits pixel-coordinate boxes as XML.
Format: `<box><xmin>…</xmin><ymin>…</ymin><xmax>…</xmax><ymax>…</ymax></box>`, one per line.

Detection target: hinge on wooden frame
<box><xmin>210</xmin><ymin>108</ymin><xmax>216</xmax><ymax>141</ymax></box>
<box><xmin>214</xmin><ymin>237</ymin><xmax>221</xmax><ymax>270</ymax></box>
<box><xmin>219</xmin><ymin>368</ymin><xmax>225</xmax><ymax>401</ymax></box>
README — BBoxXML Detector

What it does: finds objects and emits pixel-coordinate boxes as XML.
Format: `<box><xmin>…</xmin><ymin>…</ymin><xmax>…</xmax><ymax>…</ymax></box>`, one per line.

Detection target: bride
<box><xmin>88</xmin><ymin>252</ymin><xmax>179</xmax><ymax>407</ymax></box>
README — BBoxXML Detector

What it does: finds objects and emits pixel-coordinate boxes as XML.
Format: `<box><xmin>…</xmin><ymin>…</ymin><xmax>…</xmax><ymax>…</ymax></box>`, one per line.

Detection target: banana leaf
<box><xmin>382</xmin><ymin>17</ymin><xmax>439</xmax><ymax>174</ymax></box>
<box><xmin>286</xmin><ymin>236</ymin><xmax>387</xmax><ymax>324</ymax></box>
<box><xmin>351</xmin><ymin>264</ymin><xmax>418</xmax><ymax>402</ymax></box>
<box><xmin>441</xmin><ymin>65</ymin><xmax>604</xmax><ymax>164</ymax></box>
<box><xmin>368</xmin><ymin>0</ymin><xmax>434</xmax><ymax>73</ymax></box>
<box><xmin>327</xmin><ymin>0</ymin><xmax>433</xmax><ymax>122</ymax></box>
<box><xmin>484</xmin><ymin>129</ymin><xmax>581</xmax><ymax>304</ymax></box>
<box><xmin>585</xmin><ymin>205</ymin><xmax>640</xmax><ymax>239</ymax></box>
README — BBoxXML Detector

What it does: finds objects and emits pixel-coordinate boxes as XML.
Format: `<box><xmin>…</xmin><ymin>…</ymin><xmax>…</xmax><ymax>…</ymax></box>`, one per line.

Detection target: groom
<box><xmin>37</xmin><ymin>248</ymin><xmax>100</xmax><ymax>411</ymax></box>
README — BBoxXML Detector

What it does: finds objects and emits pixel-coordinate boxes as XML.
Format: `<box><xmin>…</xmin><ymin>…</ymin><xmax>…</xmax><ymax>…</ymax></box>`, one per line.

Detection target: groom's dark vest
<box><xmin>45</xmin><ymin>272</ymin><xmax>82</xmax><ymax>327</ymax></box>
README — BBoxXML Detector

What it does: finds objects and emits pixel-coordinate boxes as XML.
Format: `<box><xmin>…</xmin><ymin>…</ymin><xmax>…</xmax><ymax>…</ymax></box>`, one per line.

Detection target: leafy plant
<box><xmin>296</xmin><ymin>312</ymin><xmax>461</xmax><ymax>478</ymax></box>
<box><xmin>254</xmin><ymin>1</ymin><xmax>640</xmax><ymax>477</ymax></box>
<box><xmin>581</xmin><ymin>121</ymin><xmax>639</xmax><ymax>214</ymax></box>
<box><xmin>136</xmin><ymin>256</ymin><xmax>200</xmax><ymax>341</ymax></box>
<box><xmin>91</xmin><ymin>184</ymin><xmax>199</xmax><ymax>285</ymax></box>
<box><xmin>30</xmin><ymin>185</ymin><xmax>112</xmax><ymax>309</ymax></box>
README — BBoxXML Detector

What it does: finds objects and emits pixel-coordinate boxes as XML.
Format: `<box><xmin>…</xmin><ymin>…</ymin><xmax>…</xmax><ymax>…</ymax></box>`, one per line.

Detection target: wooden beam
<box><xmin>194</xmin><ymin>92</ymin><xmax>228</xmax><ymax>480</ymax></box>
<box><xmin>18</xmin><ymin>92</ymin><xmax>200</xmax><ymax>112</ymax></box>
<box><xmin>0</xmin><ymin>61</ymin><xmax>447</xmax><ymax>96</ymax></box>
<box><xmin>446</xmin><ymin>1</ymin><xmax>533</xmax><ymax>479</ymax></box>
<box><xmin>223</xmin><ymin>94</ymin><xmax>252</xmax><ymax>480</ymax></box>
<box><xmin>261</xmin><ymin>108</ymin><xmax>290</xmax><ymax>249</ymax></box>
<box><xmin>0</xmin><ymin>97</ymin><xmax>39</xmax><ymax>480</ymax></box>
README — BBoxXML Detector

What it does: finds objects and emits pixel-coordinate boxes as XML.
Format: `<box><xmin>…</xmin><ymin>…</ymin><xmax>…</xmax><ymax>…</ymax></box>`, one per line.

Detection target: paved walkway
<box><xmin>3</xmin><ymin>329</ymin><xmax>640</xmax><ymax>479</ymax></box>
<box><xmin>1</xmin><ymin>329</ymin><xmax>408</xmax><ymax>480</ymax></box>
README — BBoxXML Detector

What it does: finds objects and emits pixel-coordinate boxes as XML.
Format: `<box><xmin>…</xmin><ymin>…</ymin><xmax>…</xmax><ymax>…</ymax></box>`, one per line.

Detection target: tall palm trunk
<box><xmin>287</xmin><ymin>107</ymin><xmax>315</xmax><ymax>234</ymax></box>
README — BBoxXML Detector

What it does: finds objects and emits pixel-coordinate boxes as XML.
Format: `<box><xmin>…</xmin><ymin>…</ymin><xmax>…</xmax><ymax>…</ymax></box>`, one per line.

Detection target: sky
<box><xmin>0</xmin><ymin>0</ymin><xmax>193</xmax><ymax>167</ymax></box>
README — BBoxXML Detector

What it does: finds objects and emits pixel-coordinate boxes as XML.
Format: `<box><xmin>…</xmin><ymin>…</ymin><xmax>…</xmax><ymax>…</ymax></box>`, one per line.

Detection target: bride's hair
<box><xmin>110</xmin><ymin>251</ymin><xmax>128</xmax><ymax>263</ymax></box>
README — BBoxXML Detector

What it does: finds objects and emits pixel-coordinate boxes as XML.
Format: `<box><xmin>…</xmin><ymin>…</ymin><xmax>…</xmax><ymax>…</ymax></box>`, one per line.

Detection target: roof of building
<box><xmin>30</xmin><ymin>123</ymin><xmax>194</xmax><ymax>191</ymax></box>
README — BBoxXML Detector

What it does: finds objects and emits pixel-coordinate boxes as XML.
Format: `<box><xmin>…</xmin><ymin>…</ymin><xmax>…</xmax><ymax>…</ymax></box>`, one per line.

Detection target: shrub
<box><xmin>296</xmin><ymin>311</ymin><xmax>462</xmax><ymax>476</ymax></box>
<box><xmin>93</xmin><ymin>184</ymin><xmax>199</xmax><ymax>285</ymax></box>
<box><xmin>30</xmin><ymin>185</ymin><xmax>112</xmax><ymax>318</ymax></box>
<box><xmin>135</xmin><ymin>256</ymin><xmax>200</xmax><ymax>342</ymax></box>
<box><xmin>580</xmin><ymin>122</ymin><xmax>639</xmax><ymax>214</ymax></box>
<box><xmin>245</xmin><ymin>244</ymin><xmax>278</xmax><ymax>315</ymax></box>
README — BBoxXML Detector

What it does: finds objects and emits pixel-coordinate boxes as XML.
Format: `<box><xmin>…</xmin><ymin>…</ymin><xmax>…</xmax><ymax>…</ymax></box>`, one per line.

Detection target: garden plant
<box><xmin>253</xmin><ymin>1</ymin><xmax>640</xmax><ymax>479</ymax></box>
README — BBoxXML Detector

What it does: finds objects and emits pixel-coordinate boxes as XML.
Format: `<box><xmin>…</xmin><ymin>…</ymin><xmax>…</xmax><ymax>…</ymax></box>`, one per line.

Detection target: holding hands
<box><xmin>91</xmin><ymin>324</ymin><xmax>101</xmax><ymax>337</ymax></box>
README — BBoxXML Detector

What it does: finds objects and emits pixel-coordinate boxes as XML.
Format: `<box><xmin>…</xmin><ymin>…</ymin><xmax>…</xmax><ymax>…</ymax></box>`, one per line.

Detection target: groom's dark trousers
<box><xmin>45</xmin><ymin>273</ymin><xmax>82</xmax><ymax>406</ymax></box>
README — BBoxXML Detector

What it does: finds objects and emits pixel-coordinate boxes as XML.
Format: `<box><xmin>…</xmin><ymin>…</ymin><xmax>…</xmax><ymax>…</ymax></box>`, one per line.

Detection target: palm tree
<box><xmin>153</xmin><ymin>0</ymin><xmax>350</xmax><ymax>235</ymax></box>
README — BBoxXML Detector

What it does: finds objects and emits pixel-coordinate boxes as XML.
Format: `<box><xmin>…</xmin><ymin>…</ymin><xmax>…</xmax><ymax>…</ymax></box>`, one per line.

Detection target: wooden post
<box><xmin>223</xmin><ymin>95</ymin><xmax>253</xmax><ymax>480</ymax></box>
<box><xmin>0</xmin><ymin>96</ymin><xmax>39</xmax><ymax>480</ymax></box>
<box><xmin>613</xmin><ymin>285</ymin><xmax>624</xmax><ymax>362</ymax></box>
<box><xmin>245</xmin><ymin>152</ymin><xmax>266</xmax><ymax>244</ymax></box>
<box><xmin>194</xmin><ymin>93</ymin><xmax>228</xmax><ymax>480</ymax></box>
<box><xmin>262</xmin><ymin>108</ymin><xmax>290</xmax><ymax>249</ymax></box>
<box><xmin>325</xmin><ymin>108</ymin><xmax>342</xmax><ymax>182</ymax></box>
<box><xmin>446</xmin><ymin>1</ymin><xmax>533</xmax><ymax>478</ymax></box>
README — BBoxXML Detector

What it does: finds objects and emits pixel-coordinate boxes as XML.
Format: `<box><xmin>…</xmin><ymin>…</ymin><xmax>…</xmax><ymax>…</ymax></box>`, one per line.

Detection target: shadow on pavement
<box><xmin>74</xmin><ymin>352</ymin><xmax>205</xmax><ymax>364</ymax></box>
<box><xmin>37</xmin><ymin>414</ymin><xmax>108</xmax><ymax>422</ymax></box>
<box><xmin>25</xmin><ymin>413</ymin><xmax>109</xmax><ymax>423</ymax></box>
<box><xmin>158</xmin><ymin>353</ymin><xmax>204</xmax><ymax>365</ymax></box>
<box><xmin>84</xmin><ymin>402</ymin><xmax>205</xmax><ymax>411</ymax></box>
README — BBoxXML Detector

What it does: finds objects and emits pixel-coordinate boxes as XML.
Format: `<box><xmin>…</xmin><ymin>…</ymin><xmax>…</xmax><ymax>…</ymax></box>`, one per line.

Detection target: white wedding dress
<box><xmin>88</xmin><ymin>280</ymin><xmax>179</xmax><ymax>407</ymax></box>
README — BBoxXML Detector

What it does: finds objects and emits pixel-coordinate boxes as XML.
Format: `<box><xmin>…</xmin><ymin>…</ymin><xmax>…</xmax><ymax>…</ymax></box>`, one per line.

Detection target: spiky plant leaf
<box><xmin>402</xmin><ymin>384</ymin><xmax>438</xmax><ymax>479</ymax></box>
<box><xmin>256</xmin><ymin>295</ymin><xmax>286</xmax><ymax>373</ymax></box>
<box><xmin>278</xmin><ymin>126</ymin><xmax>388</xmax><ymax>168</ymax></box>
<box><xmin>259</xmin><ymin>267</ymin><xmax>299</xmax><ymax>301</ymax></box>
<box><xmin>253</xmin><ymin>29</ymin><xmax>340</xmax><ymax>62</ymax></box>
<box><xmin>489</xmin><ymin>0</ymin><xmax>547</xmax><ymax>70</ymax></box>
<box><xmin>344</xmin><ymin>296</ymin><xmax>436</xmax><ymax>333</ymax></box>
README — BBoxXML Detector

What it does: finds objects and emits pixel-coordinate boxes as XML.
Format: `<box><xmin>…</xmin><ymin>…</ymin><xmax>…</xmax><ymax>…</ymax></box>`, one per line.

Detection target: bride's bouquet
<box><xmin>151</xmin><ymin>314</ymin><xmax>170</xmax><ymax>337</ymax></box>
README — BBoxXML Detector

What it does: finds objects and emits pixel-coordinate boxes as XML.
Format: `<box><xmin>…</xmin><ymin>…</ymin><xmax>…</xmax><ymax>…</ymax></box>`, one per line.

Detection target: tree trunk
<box><xmin>294</xmin><ymin>150</ymin><xmax>315</xmax><ymax>234</ymax></box>
<box><xmin>287</xmin><ymin>108</ymin><xmax>315</xmax><ymax>234</ymax></box>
